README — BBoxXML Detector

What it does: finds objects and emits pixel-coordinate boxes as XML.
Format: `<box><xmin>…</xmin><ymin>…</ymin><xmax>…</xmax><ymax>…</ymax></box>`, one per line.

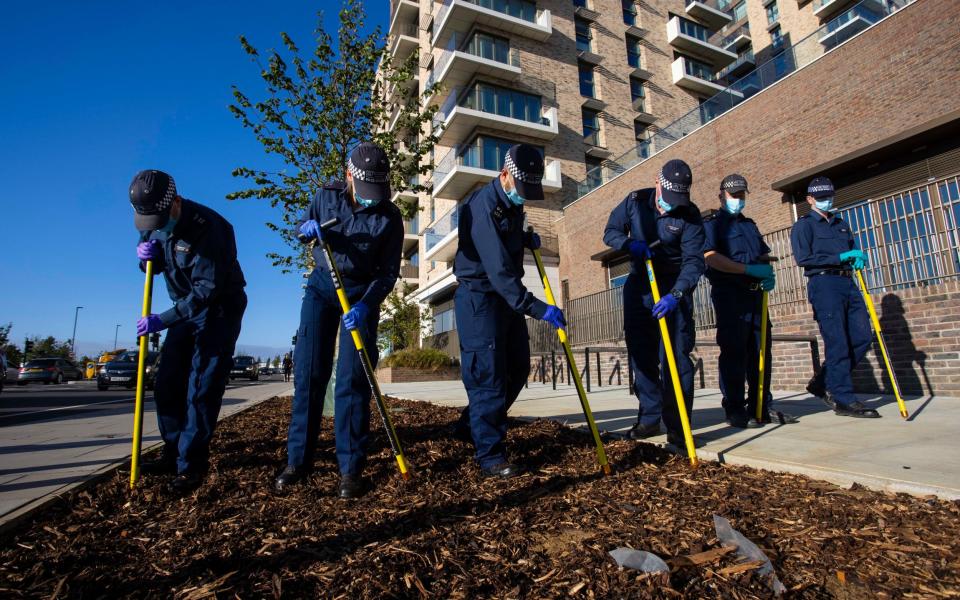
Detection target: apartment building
<box><xmin>380</xmin><ymin>0</ymin><xmax>917</xmax><ymax>357</ymax></box>
<box><xmin>557</xmin><ymin>0</ymin><xmax>960</xmax><ymax>395</ymax></box>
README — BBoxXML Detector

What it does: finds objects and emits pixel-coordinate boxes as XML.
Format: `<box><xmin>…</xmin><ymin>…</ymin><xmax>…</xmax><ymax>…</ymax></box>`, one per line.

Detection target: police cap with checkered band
<box><xmin>129</xmin><ymin>169</ymin><xmax>177</xmax><ymax>232</ymax></box>
<box><xmin>658</xmin><ymin>158</ymin><xmax>693</xmax><ymax>208</ymax></box>
<box><xmin>348</xmin><ymin>142</ymin><xmax>392</xmax><ymax>203</ymax></box>
<box><xmin>807</xmin><ymin>176</ymin><xmax>834</xmax><ymax>199</ymax></box>
<box><xmin>720</xmin><ymin>173</ymin><xmax>749</xmax><ymax>195</ymax></box>
<box><xmin>504</xmin><ymin>144</ymin><xmax>545</xmax><ymax>201</ymax></box>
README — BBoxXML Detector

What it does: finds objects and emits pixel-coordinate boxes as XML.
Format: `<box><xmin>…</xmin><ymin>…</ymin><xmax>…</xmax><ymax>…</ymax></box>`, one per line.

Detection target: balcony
<box><xmin>423</xmin><ymin>204</ymin><xmax>460</xmax><ymax>263</ymax></box>
<box><xmin>434</xmin><ymin>88</ymin><xmax>558</xmax><ymax>144</ymax></box>
<box><xmin>400</xmin><ymin>260</ymin><xmax>420</xmax><ymax>285</ymax></box>
<box><xmin>672</xmin><ymin>55</ymin><xmax>727</xmax><ymax>95</ymax></box>
<box><xmin>426</xmin><ymin>32</ymin><xmax>521</xmax><ymax>90</ymax></box>
<box><xmin>818</xmin><ymin>3</ymin><xmax>883</xmax><ymax>48</ymax></box>
<box><xmin>812</xmin><ymin>0</ymin><xmax>861</xmax><ymax>20</ymax></box>
<box><xmin>711</xmin><ymin>22</ymin><xmax>751</xmax><ymax>51</ymax></box>
<box><xmin>388</xmin><ymin>22</ymin><xmax>419</xmax><ymax>61</ymax></box>
<box><xmin>432</xmin><ymin>0</ymin><xmax>552</xmax><ymax>48</ymax></box>
<box><xmin>390</xmin><ymin>0</ymin><xmax>420</xmax><ymax>34</ymax></box>
<box><xmin>432</xmin><ymin>145</ymin><xmax>562</xmax><ymax>199</ymax></box>
<box><xmin>403</xmin><ymin>215</ymin><xmax>420</xmax><ymax>253</ymax></box>
<box><xmin>667</xmin><ymin>16</ymin><xmax>737</xmax><ymax>67</ymax></box>
<box><xmin>685</xmin><ymin>0</ymin><xmax>734</xmax><ymax>30</ymax></box>
<box><xmin>717</xmin><ymin>49</ymin><xmax>756</xmax><ymax>79</ymax></box>
<box><xmin>413</xmin><ymin>267</ymin><xmax>457</xmax><ymax>303</ymax></box>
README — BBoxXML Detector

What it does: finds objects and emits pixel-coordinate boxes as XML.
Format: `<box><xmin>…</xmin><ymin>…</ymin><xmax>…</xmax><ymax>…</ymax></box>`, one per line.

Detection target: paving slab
<box><xmin>383</xmin><ymin>380</ymin><xmax>960</xmax><ymax>499</ymax></box>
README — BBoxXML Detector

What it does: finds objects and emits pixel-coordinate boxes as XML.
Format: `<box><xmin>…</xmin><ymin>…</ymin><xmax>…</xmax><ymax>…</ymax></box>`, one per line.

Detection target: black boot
<box><xmin>274</xmin><ymin>465</ymin><xmax>309</xmax><ymax>493</ymax></box>
<box><xmin>168</xmin><ymin>471</ymin><xmax>204</xmax><ymax>494</ymax></box>
<box><xmin>806</xmin><ymin>375</ymin><xmax>826</xmax><ymax>400</ymax></box>
<box><xmin>338</xmin><ymin>474</ymin><xmax>367</xmax><ymax>499</ymax></box>
<box><xmin>725</xmin><ymin>412</ymin><xmax>750</xmax><ymax>429</ymax></box>
<box><xmin>834</xmin><ymin>400</ymin><xmax>881</xmax><ymax>418</ymax></box>
<box><xmin>140</xmin><ymin>449</ymin><xmax>177</xmax><ymax>475</ymax></box>
<box><xmin>481</xmin><ymin>462</ymin><xmax>523</xmax><ymax>479</ymax></box>
<box><xmin>627</xmin><ymin>422</ymin><xmax>661</xmax><ymax>439</ymax></box>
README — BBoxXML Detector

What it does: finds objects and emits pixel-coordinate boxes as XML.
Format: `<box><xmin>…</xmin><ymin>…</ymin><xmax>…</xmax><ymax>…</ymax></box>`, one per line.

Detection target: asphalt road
<box><xmin>0</xmin><ymin>373</ymin><xmax>290</xmax><ymax>428</ymax></box>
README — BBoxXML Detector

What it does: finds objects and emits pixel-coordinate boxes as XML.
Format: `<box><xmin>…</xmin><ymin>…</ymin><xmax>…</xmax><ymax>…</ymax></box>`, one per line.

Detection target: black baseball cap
<box><xmin>720</xmin><ymin>173</ymin><xmax>749</xmax><ymax>194</ymax></box>
<box><xmin>807</xmin><ymin>176</ymin><xmax>834</xmax><ymax>199</ymax></box>
<box><xmin>129</xmin><ymin>170</ymin><xmax>177</xmax><ymax>232</ymax></box>
<box><xmin>504</xmin><ymin>144</ymin><xmax>546</xmax><ymax>200</ymax></box>
<box><xmin>657</xmin><ymin>159</ymin><xmax>692</xmax><ymax>207</ymax></box>
<box><xmin>348</xmin><ymin>142</ymin><xmax>391</xmax><ymax>202</ymax></box>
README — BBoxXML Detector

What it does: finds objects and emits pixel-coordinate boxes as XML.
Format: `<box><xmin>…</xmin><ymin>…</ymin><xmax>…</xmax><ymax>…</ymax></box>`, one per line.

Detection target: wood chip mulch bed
<box><xmin>1</xmin><ymin>396</ymin><xmax>958</xmax><ymax>599</ymax></box>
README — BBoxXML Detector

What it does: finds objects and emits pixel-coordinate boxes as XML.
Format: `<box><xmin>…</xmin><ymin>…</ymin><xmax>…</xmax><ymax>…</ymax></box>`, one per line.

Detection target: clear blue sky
<box><xmin>0</xmin><ymin>1</ymin><xmax>387</xmax><ymax>357</ymax></box>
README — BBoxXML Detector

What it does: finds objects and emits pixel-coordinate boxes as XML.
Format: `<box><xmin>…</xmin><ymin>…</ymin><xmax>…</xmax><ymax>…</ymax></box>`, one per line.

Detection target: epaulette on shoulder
<box><xmin>323</xmin><ymin>181</ymin><xmax>347</xmax><ymax>191</ymax></box>
<box><xmin>702</xmin><ymin>208</ymin><xmax>719</xmax><ymax>221</ymax></box>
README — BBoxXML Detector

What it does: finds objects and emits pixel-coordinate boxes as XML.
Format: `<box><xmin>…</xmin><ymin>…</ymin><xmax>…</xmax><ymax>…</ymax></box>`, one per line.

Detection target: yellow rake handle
<box><xmin>645</xmin><ymin>258</ymin><xmax>698</xmax><ymax>468</ymax></box>
<box><xmin>529</xmin><ymin>235</ymin><xmax>611</xmax><ymax>475</ymax></box>
<box><xmin>755</xmin><ymin>291</ymin><xmax>769</xmax><ymax>421</ymax></box>
<box><xmin>855</xmin><ymin>269</ymin><xmax>908</xmax><ymax>419</ymax></box>
<box><xmin>130</xmin><ymin>260</ymin><xmax>154</xmax><ymax>489</ymax></box>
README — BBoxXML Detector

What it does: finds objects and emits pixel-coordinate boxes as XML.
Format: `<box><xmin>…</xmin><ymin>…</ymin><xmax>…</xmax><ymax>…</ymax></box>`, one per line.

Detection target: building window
<box><xmin>582</xmin><ymin>108</ymin><xmax>601</xmax><ymax>146</ymax></box>
<box><xmin>677</xmin><ymin>16</ymin><xmax>710</xmax><ymax>43</ymax></box>
<box><xmin>770</xmin><ymin>25</ymin><xmax>783</xmax><ymax>48</ymax></box>
<box><xmin>682</xmin><ymin>55</ymin><xmax>716</xmax><ymax>81</ymax></box>
<box><xmin>766</xmin><ymin>1</ymin><xmax>779</xmax><ymax>25</ymax></box>
<box><xmin>634</xmin><ymin>120</ymin><xmax>648</xmax><ymax>141</ymax></box>
<box><xmin>630</xmin><ymin>78</ymin><xmax>645</xmax><ymax>108</ymax></box>
<box><xmin>626</xmin><ymin>35</ymin><xmax>642</xmax><ymax>68</ymax></box>
<box><xmin>732</xmin><ymin>1</ymin><xmax>747</xmax><ymax>21</ymax></box>
<box><xmin>578</xmin><ymin>62</ymin><xmax>596</xmax><ymax>97</ymax></box>
<box><xmin>608</xmin><ymin>258</ymin><xmax>631</xmax><ymax>288</ymax></box>
<box><xmin>460</xmin><ymin>135</ymin><xmax>544</xmax><ymax>170</ymax></box>
<box><xmin>475</xmin><ymin>0</ymin><xmax>537</xmax><ymax>22</ymax></box>
<box><xmin>466</xmin><ymin>31</ymin><xmax>511</xmax><ymax>64</ymax></box>
<box><xmin>433</xmin><ymin>308</ymin><xmax>456</xmax><ymax>335</ymax></box>
<box><xmin>622</xmin><ymin>0</ymin><xmax>637</xmax><ymax>25</ymax></box>
<box><xmin>573</xmin><ymin>0</ymin><xmax>590</xmax><ymax>8</ymax></box>
<box><xmin>461</xmin><ymin>82</ymin><xmax>544</xmax><ymax>124</ymax></box>
<box><xmin>575</xmin><ymin>17</ymin><xmax>592</xmax><ymax>53</ymax></box>
<box><xmin>408</xmin><ymin>251</ymin><xmax>420</xmax><ymax>267</ymax></box>
<box><xmin>585</xmin><ymin>156</ymin><xmax>603</xmax><ymax>188</ymax></box>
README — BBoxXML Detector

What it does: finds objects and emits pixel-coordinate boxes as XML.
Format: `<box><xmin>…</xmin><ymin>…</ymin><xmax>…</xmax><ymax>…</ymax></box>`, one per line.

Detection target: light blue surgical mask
<box><xmin>657</xmin><ymin>194</ymin><xmax>674</xmax><ymax>213</ymax></box>
<box><xmin>723</xmin><ymin>195</ymin><xmax>745</xmax><ymax>215</ymax></box>
<box><xmin>815</xmin><ymin>196</ymin><xmax>834</xmax><ymax>212</ymax></box>
<box><xmin>505</xmin><ymin>186</ymin><xmax>525</xmax><ymax>206</ymax></box>
<box><xmin>159</xmin><ymin>215</ymin><xmax>178</xmax><ymax>234</ymax></box>
<box><xmin>356</xmin><ymin>193</ymin><xmax>380</xmax><ymax>208</ymax></box>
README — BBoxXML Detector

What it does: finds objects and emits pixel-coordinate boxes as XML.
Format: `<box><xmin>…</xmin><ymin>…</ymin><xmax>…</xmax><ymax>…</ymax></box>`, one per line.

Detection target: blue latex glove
<box><xmin>343</xmin><ymin>301</ymin><xmax>369</xmax><ymax>331</ymax></box>
<box><xmin>652</xmin><ymin>292</ymin><xmax>679</xmax><ymax>319</ymax></box>
<box><xmin>298</xmin><ymin>219</ymin><xmax>322</xmax><ymax>242</ymax></box>
<box><xmin>628</xmin><ymin>239</ymin><xmax>652</xmax><ymax>260</ymax></box>
<box><xmin>839</xmin><ymin>249</ymin><xmax>867</xmax><ymax>270</ymax></box>
<box><xmin>136</xmin><ymin>314</ymin><xmax>165</xmax><ymax>337</ymax></box>
<box><xmin>542</xmin><ymin>305</ymin><xmax>567</xmax><ymax>330</ymax></box>
<box><xmin>136</xmin><ymin>240</ymin><xmax>162</xmax><ymax>261</ymax></box>
<box><xmin>761</xmin><ymin>276</ymin><xmax>776</xmax><ymax>292</ymax></box>
<box><xmin>525</xmin><ymin>231</ymin><xmax>542</xmax><ymax>250</ymax></box>
<box><xmin>744</xmin><ymin>263</ymin><xmax>774</xmax><ymax>279</ymax></box>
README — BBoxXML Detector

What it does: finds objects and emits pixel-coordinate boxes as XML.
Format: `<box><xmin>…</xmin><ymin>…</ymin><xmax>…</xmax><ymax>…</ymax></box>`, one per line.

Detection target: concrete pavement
<box><xmin>382</xmin><ymin>380</ymin><xmax>960</xmax><ymax>499</ymax></box>
<box><xmin>0</xmin><ymin>380</ymin><xmax>292</xmax><ymax>529</ymax></box>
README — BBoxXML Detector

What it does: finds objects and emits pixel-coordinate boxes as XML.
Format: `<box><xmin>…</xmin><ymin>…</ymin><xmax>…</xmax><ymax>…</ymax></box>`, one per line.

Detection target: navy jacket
<box><xmin>603</xmin><ymin>188</ymin><xmax>706</xmax><ymax>294</ymax></box>
<box><xmin>790</xmin><ymin>211</ymin><xmax>855</xmax><ymax>277</ymax></box>
<box><xmin>703</xmin><ymin>209</ymin><xmax>771</xmax><ymax>287</ymax></box>
<box><xmin>454</xmin><ymin>178</ymin><xmax>548</xmax><ymax>319</ymax></box>
<box><xmin>300</xmin><ymin>182</ymin><xmax>403</xmax><ymax>306</ymax></box>
<box><xmin>141</xmin><ymin>199</ymin><xmax>246</xmax><ymax>327</ymax></box>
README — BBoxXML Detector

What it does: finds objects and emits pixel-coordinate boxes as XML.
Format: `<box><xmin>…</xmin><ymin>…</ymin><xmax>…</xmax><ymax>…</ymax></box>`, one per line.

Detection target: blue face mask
<box><xmin>723</xmin><ymin>195</ymin><xmax>745</xmax><ymax>215</ymax></box>
<box><xmin>657</xmin><ymin>194</ymin><xmax>674</xmax><ymax>213</ymax></box>
<box><xmin>355</xmin><ymin>193</ymin><xmax>380</xmax><ymax>208</ymax></box>
<box><xmin>505</xmin><ymin>186</ymin><xmax>525</xmax><ymax>206</ymax></box>
<box><xmin>815</xmin><ymin>196</ymin><xmax>834</xmax><ymax>212</ymax></box>
<box><xmin>158</xmin><ymin>215</ymin><xmax>178</xmax><ymax>235</ymax></box>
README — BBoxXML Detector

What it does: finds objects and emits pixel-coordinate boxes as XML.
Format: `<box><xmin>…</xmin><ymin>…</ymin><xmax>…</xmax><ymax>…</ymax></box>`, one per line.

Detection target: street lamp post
<box><xmin>114</xmin><ymin>324</ymin><xmax>121</xmax><ymax>351</ymax></box>
<box><xmin>71</xmin><ymin>306</ymin><xmax>83</xmax><ymax>358</ymax></box>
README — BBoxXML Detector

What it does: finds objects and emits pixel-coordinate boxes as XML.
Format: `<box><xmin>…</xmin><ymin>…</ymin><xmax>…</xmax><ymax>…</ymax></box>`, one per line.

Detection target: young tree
<box><xmin>0</xmin><ymin>323</ymin><xmax>22</xmax><ymax>366</ymax></box>
<box><xmin>378</xmin><ymin>282</ymin><xmax>432</xmax><ymax>353</ymax></box>
<box><xmin>25</xmin><ymin>336</ymin><xmax>73</xmax><ymax>360</ymax></box>
<box><xmin>229</xmin><ymin>0</ymin><xmax>439</xmax><ymax>272</ymax></box>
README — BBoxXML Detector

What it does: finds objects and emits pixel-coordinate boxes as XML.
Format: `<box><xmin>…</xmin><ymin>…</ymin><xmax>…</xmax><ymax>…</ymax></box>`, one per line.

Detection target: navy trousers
<box><xmin>623</xmin><ymin>272</ymin><xmax>696</xmax><ymax>435</ymax></box>
<box><xmin>154</xmin><ymin>293</ymin><xmax>246</xmax><ymax>475</ymax></box>
<box><xmin>454</xmin><ymin>286</ymin><xmax>530</xmax><ymax>469</ymax></box>
<box><xmin>712</xmin><ymin>284</ymin><xmax>773</xmax><ymax>417</ymax></box>
<box><xmin>807</xmin><ymin>274</ymin><xmax>872</xmax><ymax>406</ymax></box>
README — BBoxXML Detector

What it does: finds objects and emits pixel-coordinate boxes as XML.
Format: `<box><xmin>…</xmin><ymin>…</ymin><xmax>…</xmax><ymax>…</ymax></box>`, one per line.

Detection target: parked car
<box><xmin>17</xmin><ymin>358</ymin><xmax>84</xmax><ymax>385</ymax></box>
<box><xmin>230</xmin><ymin>355</ymin><xmax>259</xmax><ymax>381</ymax></box>
<box><xmin>97</xmin><ymin>350</ymin><xmax>161</xmax><ymax>391</ymax></box>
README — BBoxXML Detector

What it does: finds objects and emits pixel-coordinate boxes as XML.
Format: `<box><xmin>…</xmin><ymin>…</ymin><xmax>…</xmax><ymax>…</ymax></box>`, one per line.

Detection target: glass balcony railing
<box><xmin>686</xmin><ymin>0</ymin><xmax>733</xmax><ymax>12</ymax></box>
<box><xmin>427</xmin><ymin>32</ymin><xmax>520</xmax><ymax>88</ymax></box>
<box><xmin>677</xmin><ymin>16</ymin><xmax>713</xmax><ymax>43</ymax></box>
<box><xmin>435</xmin><ymin>0</ymin><xmax>543</xmax><ymax>35</ymax></box>
<box><xmin>573</xmin><ymin>0</ymin><xmax>911</xmax><ymax>202</ymax></box>
<box><xmin>683</xmin><ymin>56</ymin><xmax>718</xmax><ymax>81</ymax></box>
<box><xmin>406</xmin><ymin>213</ymin><xmax>420</xmax><ymax>234</ymax></box>
<box><xmin>710</xmin><ymin>22</ymin><xmax>750</xmax><ymax>49</ymax></box>
<box><xmin>717</xmin><ymin>48</ymin><xmax>755</xmax><ymax>78</ymax></box>
<box><xmin>424</xmin><ymin>204</ymin><xmax>459</xmax><ymax>254</ymax></box>
<box><xmin>434</xmin><ymin>84</ymin><xmax>552</xmax><ymax>129</ymax></box>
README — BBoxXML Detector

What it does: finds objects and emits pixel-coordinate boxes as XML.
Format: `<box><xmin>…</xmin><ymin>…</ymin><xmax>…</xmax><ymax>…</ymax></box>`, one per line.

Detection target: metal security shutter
<box><xmin>608</xmin><ymin>258</ymin><xmax>632</xmax><ymax>280</ymax></box>
<box><xmin>796</xmin><ymin>146</ymin><xmax>960</xmax><ymax>217</ymax></box>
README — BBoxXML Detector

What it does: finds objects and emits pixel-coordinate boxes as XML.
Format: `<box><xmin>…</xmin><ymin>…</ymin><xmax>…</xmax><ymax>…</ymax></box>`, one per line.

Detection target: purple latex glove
<box><xmin>342</xmin><ymin>301</ymin><xmax>369</xmax><ymax>331</ymax></box>
<box><xmin>298</xmin><ymin>219</ymin><xmax>322</xmax><ymax>243</ymax></box>
<box><xmin>652</xmin><ymin>292</ymin><xmax>679</xmax><ymax>319</ymax></box>
<box><xmin>628</xmin><ymin>240</ymin><xmax>653</xmax><ymax>260</ymax></box>
<box><xmin>137</xmin><ymin>240</ymin><xmax>162</xmax><ymax>261</ymax></box>
<box><xmin>525</xmin><ymin>231</ymin><xmax>541</xmax><ymax>250</ymax></box>
<box><xmin>542</xmin><ymin>305</ymin><xmax>567</xmax><ymax>330</ymax></box>
<box><xmin>137</xmin><ymin>314</ymin><xmax>166</xmax><ymax>337</ymax></box>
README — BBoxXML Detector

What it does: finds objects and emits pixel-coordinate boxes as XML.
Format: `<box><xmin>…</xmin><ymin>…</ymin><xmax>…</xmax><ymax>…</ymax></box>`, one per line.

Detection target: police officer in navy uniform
<box><xmin>130</xmin><ymin>170</ymin><xmax>247</xmax><ymax>493</ymax></box>
<box><xmin>703</xmin><ymin>174</ymin><xmax>790</xmax><ymax>428</ymax></box>
<box><xmin>604</xmin><ymin>159</ymin><xmax>706</xmax><ymax>448</ymax></box>
<box><xmin>791</xmin><ymin>176</ymin><xmax>879</xmax><ymax>418</ymax></box>
<box><xmin>452</xmin><ymin>144</ymin><xmax>566</xmax><ymax>478</ymax></box>
<box><xmin>274</xmin><ymin>143</ymin><xmax>404</xmax><ymax>497</ymax></box>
